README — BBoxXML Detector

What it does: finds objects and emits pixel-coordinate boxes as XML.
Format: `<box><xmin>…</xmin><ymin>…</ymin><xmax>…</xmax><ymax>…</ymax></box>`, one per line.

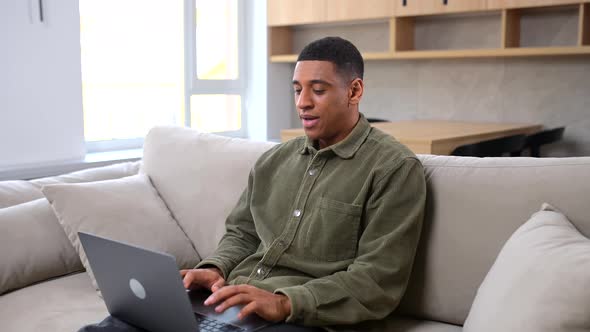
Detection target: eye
<box><xmin>313</xmin><ymin>89</ymin><xmax>325</xmax><ymax>95</ymax></box>
<box><xmin>293</xmin><ymin>88</ymin><xmax>301</xmax><ymax>95</ymax></box>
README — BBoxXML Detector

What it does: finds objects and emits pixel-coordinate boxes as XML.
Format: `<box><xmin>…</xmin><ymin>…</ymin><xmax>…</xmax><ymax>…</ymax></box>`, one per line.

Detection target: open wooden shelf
<box><xmin>270</xmin><ymin>46</ymin><xmax>590</xmax><ymax>63</ymax></box>
<box><xmin>581</xmin><ymin>3</ymin><xmax>590</xmax><ymax>45</ymax></box>
<box><xmin>268</xmin><ymin>0</ymin><xmax>590</xmax><ymax>62</ymax></box>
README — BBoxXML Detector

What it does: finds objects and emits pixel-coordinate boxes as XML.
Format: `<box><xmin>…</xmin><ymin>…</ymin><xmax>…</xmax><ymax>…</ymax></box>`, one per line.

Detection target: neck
<box><xmin>318</xmin><ymin>113</ymin><xmax>360</xmax><ymax>149</ymax></box>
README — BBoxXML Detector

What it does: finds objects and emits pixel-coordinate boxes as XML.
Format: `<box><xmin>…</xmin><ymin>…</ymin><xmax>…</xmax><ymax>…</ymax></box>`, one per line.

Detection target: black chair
<box><xmin>451</xmin><ymin>134</ymin><xmax>528</xmax><ymax>157</ymax></box>
<box><xmin>366</xmin><ymin>118</ymin><xmax>389</xmax><ymax>123</ymax></box>
<box><xmin>515</xmin><ymin>127</ymin><xmax>565</xmax><ymax>157</ymax></box>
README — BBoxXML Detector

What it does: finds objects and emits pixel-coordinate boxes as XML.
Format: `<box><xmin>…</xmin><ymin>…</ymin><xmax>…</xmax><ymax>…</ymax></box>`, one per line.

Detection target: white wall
<box><xmin>245</xmin><ymin>0</ymin><xmax>268</xmax><ymax>142</ymax></box>
<box><xmin>267</xmin><ymin>63</ymin><xmax>295</xmax><ymax>142</ymax></box>
<box><xmin>0</xmin><ymin>0</ymin><xmax>85</xmax><ymax>168</ymax></box>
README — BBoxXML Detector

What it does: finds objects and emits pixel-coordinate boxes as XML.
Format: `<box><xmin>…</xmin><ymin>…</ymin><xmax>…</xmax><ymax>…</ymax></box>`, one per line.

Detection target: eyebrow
<box><xmin>292</xmin><ymin>79</ymin><xmax>332</xmax><ymax>86</ymax></box>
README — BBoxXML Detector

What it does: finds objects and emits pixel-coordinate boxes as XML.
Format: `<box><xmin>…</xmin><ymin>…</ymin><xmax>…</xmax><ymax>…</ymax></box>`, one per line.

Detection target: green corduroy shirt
<box><xmin>197</xmin><ymin>113</ymin><xmax>426</xmax><ymax>327</ymax></box>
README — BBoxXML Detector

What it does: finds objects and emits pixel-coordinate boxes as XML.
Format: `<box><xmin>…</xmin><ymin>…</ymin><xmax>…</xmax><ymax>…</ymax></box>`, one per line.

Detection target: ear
<box><xmin>348</xmin><ymin>78</ymin><xmax>364</xmax><ymax>106</ymax></box>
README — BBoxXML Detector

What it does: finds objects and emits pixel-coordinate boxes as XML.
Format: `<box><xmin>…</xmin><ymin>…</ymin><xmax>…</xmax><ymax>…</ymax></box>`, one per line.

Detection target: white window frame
<box><xmin>184</xmin><ymin>0</ymin><xmax>248</xmax><ymax>138</ymax></box>
<box><xmin>86</xmin><ymin>138</ymin><xmax>144</xmax><ymax>153</ymax></box>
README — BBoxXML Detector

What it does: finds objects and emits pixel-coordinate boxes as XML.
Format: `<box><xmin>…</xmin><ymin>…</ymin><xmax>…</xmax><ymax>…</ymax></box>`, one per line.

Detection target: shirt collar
<box><xmin>298</xmin><ymin>113</ymin><xmax>371</xmax><ymax>159</ymax></box>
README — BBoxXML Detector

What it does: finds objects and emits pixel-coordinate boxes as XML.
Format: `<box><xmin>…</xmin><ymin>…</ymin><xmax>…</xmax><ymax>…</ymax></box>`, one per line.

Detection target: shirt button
<box><xmin>257</xmin><ymin>267</ymin><xmax>265</xmax><ymax>275</ymax></box>
<box><xmin>277</xmin><ymin>240</ymin><xmax>286</xmax><ymax>247</ymax></box>
<box><xmin>308</xmin><ymin>169</ymin><xmax>317</xmax><ymax>176</ymax></box>
<box><xmin>293</xmin><ymin>209</ymin><xmax>301</xmax><ymax>217</ymax></box>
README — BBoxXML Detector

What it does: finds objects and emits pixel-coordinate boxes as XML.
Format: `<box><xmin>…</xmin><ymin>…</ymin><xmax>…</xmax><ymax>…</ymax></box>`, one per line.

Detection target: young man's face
<box><xmin>292</xmin><ymin>60</ymin><xmax>360</xmax><ymax>149</ymax></box>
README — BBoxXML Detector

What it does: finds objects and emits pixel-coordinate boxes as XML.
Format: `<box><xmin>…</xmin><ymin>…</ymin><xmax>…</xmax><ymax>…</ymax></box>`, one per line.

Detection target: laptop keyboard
<box><xmin>194</xmin><ymin>313</ymin><xmax>246</xmax><ymax>332</ymax></box>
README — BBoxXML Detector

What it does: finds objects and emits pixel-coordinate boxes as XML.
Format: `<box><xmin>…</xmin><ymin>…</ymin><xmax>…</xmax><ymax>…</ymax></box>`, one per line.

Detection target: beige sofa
<box><xmin>1</xmin><ymin>125</ymin><xmax>589</xmax><ymax>332</ymax></box>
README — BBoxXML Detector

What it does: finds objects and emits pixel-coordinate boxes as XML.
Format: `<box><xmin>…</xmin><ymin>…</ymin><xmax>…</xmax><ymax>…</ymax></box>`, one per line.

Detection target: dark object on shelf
<box><xmin>366</xmin><ymin>118</ymin><xmax>390</xmax><ymax>123</ymax></box>
<box><xmin>513</xmin><ymin>127</ymin><xmax>566</xmax><ymax>157</ymax></box>
<box><xmin>451</xmin><ymin>134</ymin><xmax>527</xmax><ymax>157</ymax></box>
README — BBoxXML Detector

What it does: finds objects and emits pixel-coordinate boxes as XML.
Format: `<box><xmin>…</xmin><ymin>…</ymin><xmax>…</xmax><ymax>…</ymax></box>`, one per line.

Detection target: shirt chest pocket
<box><xmin>303</xmin><ymin>197</ymin><xmax>362</xmax><ymax>262</ymax></box>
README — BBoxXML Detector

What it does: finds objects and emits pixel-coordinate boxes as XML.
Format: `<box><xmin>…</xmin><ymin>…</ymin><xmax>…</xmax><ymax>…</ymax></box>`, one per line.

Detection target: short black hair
<box><xmin>297</xmin><ymin>37</ymin><xmax>364</xmax><ymax>80</ymax></box>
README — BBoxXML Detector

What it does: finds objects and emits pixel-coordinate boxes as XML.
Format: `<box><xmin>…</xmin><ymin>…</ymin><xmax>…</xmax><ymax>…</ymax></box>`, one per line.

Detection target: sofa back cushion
<box><xmin>0</xmin><ymin>161</ymin><xmax>142</xmax><ymax>293</ymax></box>
<box><xmin>0</xmin><ymin>199</ymin><xmax>83</xmax><ymax>295</ymax></box>
<box><xmin>0</xmin><ymin>181</ymin><xmax>44</xmax><ymax>209</ymax></box>
<box><xmin>31</xmin><ymin>161</ymin><xmax>141</xmax><ymax>187</ymax></box>
<box><xmin>398</xmin><ymin>155</ymin><xmax>590</xmax><ymax>326</ymax></box>
<box><xmin>0</xmin><ymin>161</ymin><xmax>141</xmax><ymax>209</ymax></box>
<box><xmin>141</xmin><ymin>127</ymin><xmax>276</xmax><ymax>258</ymax></box>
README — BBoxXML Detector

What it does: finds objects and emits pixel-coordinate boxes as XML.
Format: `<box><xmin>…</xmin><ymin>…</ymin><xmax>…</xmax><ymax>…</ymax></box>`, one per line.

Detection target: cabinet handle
<box><xmin>403</xmin><ymin>0</ymin><xmax>407</xmax><ymax>7</ymax></box>
<box><xmin>38</xmin><ymin>0</ymin><xmax>44</xmax><ymax>22</ymax></box>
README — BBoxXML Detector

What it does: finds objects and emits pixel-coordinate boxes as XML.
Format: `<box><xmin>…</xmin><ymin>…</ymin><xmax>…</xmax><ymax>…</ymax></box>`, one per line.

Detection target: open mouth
<box><xmin>300</xmin><ymin>115</ymin><xmax>320</xmax><ymax>128</ymax></box>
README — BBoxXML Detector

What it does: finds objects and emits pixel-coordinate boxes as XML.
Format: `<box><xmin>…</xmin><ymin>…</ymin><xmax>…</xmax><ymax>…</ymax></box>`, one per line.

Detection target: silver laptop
<box><xmin>78</xmin><ymin>232</ymin><xmax>272</xmax><ymax>332</ymax></box>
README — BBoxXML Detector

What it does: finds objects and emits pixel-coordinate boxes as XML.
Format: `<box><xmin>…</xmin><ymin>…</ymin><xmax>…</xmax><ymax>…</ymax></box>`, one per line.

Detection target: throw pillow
<box><xmin>463</xmin><ymin>203</ymin><xmax>590</xmax><ymax>332</ymax></box>
<box><xmin>42</xmin><ymin>174</ymin><xmax>201</xmax><ymax>290</ymax></box>
<box><xmin>0</xmin><ymin>199</ymin><xmax>83</xmax><ymax>294</ymax></box>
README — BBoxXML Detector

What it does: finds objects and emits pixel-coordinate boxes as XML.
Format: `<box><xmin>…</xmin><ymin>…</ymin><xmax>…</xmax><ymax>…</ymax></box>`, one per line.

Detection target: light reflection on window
<box><xmin>80</xmin><ymin>0</ymin><xmax>184</xmax><ymax>142</ymax></box>
<box><xmin>190</xmin><ymin>95</ymin><xmax>241</xmax><ymax>132</ymax></box>
<box><xmin>195</xmin><ymin>0</ymin><xmax>239</xmax><ymax>80</ymax></box>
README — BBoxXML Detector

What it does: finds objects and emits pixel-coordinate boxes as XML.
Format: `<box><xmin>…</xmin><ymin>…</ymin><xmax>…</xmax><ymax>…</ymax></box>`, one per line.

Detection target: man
<box><xmin>181</xmin><ymin>37</ymin><xmax>426</xmax><ymax>330</ymax></box>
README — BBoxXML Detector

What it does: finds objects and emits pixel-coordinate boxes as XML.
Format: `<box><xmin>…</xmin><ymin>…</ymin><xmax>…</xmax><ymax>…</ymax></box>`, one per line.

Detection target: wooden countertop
<box><xmin>280</xmin><ymin>120</ymin><xmax>543</xmax><ymax>155</ymax></box>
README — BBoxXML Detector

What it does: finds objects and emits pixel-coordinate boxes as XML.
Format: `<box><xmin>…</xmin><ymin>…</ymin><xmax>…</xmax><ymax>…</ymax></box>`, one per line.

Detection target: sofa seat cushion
<box><xmin>0</xmin><ymin>272</ymin><xmax>107</xmax><ymax>332</ymax></box>
<box><xmin>378</xmin><ymin>317</ymin><xmax>461</xmax><ymax>332</ymax></box>
<box><xmin>328</xmin><ymin>316</ymin><xmax>462</xmax><ymax>332</ymax></box>
<box><xmin>0</xmin><ymin>273</ymin><xmax>461</xmax><ymax>332</ymax></box>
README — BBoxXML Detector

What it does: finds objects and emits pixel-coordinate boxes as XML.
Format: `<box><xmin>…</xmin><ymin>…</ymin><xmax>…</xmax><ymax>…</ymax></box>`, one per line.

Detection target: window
<box><xmin>79</xmin><ymin>0</ymin><xmax>246</xmax><ymax>152</ymax></box>
<box><xmin>186</xmin><ymin>0</ymin><xmax>246</xmax><ymax>136</ymax></box>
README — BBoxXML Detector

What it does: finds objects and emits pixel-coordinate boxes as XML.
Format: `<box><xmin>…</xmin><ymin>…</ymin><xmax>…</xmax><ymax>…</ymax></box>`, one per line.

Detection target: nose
<box><xmin>296</xmin><ymin>88</ymin><xmax>313</xmax><ymax>111</ymax></box>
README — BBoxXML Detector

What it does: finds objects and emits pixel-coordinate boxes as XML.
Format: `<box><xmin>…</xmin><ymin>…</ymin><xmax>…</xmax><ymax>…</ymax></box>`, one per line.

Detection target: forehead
<box><xmin>292</xmin><ymin>60</ymin><xmax>340</xmax><ymax>84</ymax></box>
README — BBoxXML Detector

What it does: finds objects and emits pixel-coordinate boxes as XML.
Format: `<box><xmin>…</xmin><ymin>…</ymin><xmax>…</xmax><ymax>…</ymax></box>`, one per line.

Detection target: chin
<box><xmin>303</xmin><ymin>129</ymin><xmax>320</xmax><ymax>141</ymax></box>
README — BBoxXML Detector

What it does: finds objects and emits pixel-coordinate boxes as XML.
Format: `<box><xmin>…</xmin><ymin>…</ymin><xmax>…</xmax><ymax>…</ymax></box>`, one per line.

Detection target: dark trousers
<box><xmin>78</xmin><ymin>315</ymin><xmax>324</xmax><ymax>332</ymax></box>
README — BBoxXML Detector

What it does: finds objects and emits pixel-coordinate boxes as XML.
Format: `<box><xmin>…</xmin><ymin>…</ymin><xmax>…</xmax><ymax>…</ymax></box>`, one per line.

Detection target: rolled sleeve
<box><xmin>275</xmin><ymin>285</ymin><xmax>317</xmax><ymax>323</ymax></box>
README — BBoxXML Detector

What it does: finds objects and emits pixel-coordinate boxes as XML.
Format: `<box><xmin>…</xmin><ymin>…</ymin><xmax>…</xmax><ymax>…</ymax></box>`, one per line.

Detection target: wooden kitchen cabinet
<box><xmin>267</xmin><ymin>0</ymin><xmax>325</xmax><ymax>26</ymax></box>
<box><xmin>324</xmin><ymin>0</ymin><xmax>395</xmax><ymax>22</ymax></box>
<box><xmin>395</xmin><ymin>0</ymin><xmax>488</xmax><ymax>17</ymax></box>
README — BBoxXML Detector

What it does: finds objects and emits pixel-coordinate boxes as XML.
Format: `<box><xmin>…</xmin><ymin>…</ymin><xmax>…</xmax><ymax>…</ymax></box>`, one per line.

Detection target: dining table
<box><xmin>280</xmin><ymin>120</ymin><xmax>543</xmax><ymax>155</ymax></box>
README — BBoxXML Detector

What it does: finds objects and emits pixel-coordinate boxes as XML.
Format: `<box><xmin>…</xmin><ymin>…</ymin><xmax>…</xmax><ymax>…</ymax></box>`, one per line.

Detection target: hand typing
<box><xmin>204</xmin><ymin>284</ymin><xmax>291</xmax><ymax>322</ymax></box>
<box><xmin>180</xmin><ymin>267</ymin><xmax>225</xmax><ymax>292</ymax></box>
